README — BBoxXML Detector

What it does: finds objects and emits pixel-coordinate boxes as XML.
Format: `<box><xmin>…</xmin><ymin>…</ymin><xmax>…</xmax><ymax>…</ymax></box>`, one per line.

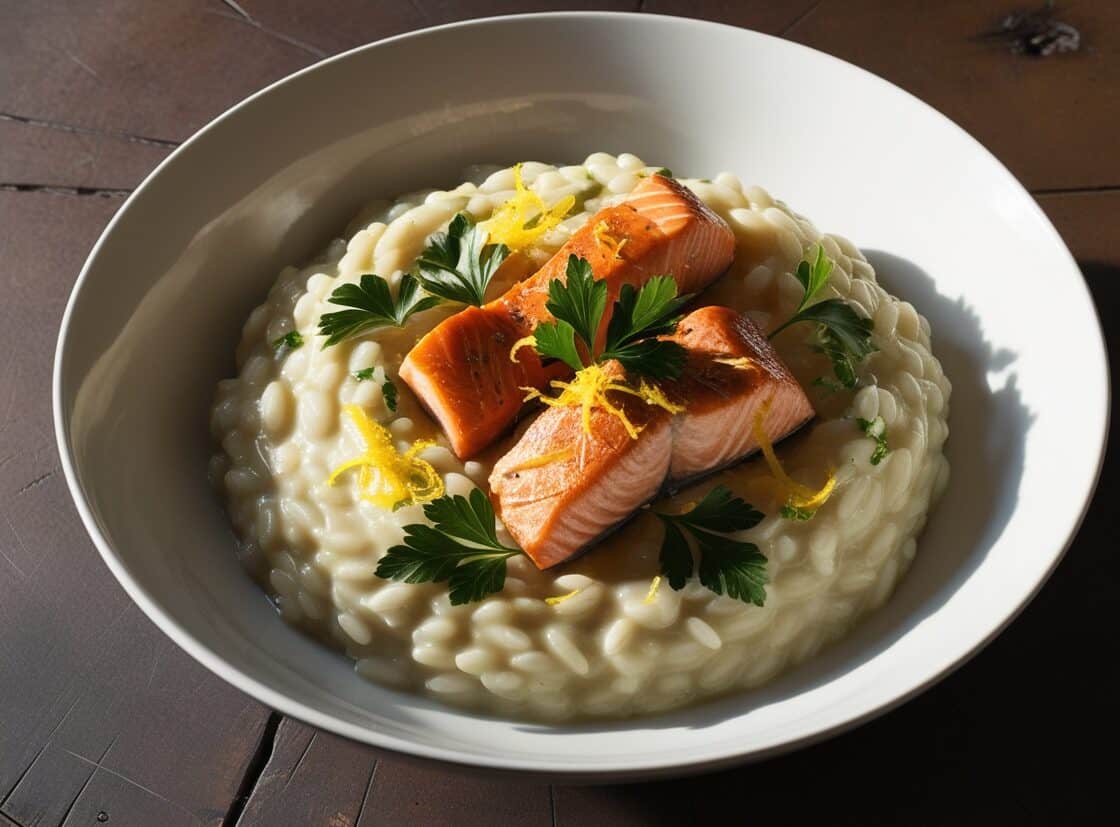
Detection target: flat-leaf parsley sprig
<box><xmin>375</xmin><ymin>489</ymin><xmax>522</xmax><ymax>605</ymax></box>
<box><xmin>527</xmin><ymin>255</ymin><xmax>691</xmax><ymax>379</ymax></box>
<box><xmin>655</xmin><ymin>486</ymin><xmax>769</xmax><ymax>606</ymax></box>
<box><xmin>511</xmin><ymin>255</ymin><xmax>690</xmax><ymax>437</ymax></box>
<box><xmin>414</xmin><ymin>212</ymin><xmax>510</xmax><ymax>306</ymax></box>
<box><xmin>319</xmin><ymin>273</ymin><xmax>441</xmax><ymax>347</ymax></box>
<box><xmin>769</xmin><ymin>245</ymin><xmax>876</xmax><ymax>388</ymax></box>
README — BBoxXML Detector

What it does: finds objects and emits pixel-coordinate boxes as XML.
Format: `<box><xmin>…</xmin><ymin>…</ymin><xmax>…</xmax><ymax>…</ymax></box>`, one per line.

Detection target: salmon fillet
<box><xmin>489</xmin><ymin>306</ymin><xmax>814</xmax><ymax>570</ymax></box>
<box><xmin>488</xmin><ymin>368</ymin><xmax>673</xmax><ymax>570</ymax></box>
<box><xmin>664</xmin><ymin>306</ymin><xmax>815</xmax><ymax>485</ymax></box>
<box><xmin>400</xmin><ymin>175</ymin><xmax>735</xmax><ymax>459</ymax></box>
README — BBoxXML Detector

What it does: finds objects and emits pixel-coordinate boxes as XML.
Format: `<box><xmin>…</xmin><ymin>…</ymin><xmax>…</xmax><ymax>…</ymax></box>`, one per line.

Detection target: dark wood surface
<box><xmin>1</xmin><ymin>2</ymin><xmax>1115</xmax><ymax>825</ymax></box>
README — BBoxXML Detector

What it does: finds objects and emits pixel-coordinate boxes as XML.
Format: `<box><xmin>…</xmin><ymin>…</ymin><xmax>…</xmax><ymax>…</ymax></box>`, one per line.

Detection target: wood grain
<box><xmin>0</xmin><ymin>191</ymin><xmax>272</xmax><ymax>827</ymax></box>
<box><xmin>0</xmin><ymin>2</ymin><xmax>1116</xmax><ymax>825</ymax></box>
<box><xmin>0</xmin><ymin>0</ymin><xmax>314</xmax><ymax>142</ymax></box>
<box><xmin>785</xmin><ymin>0</ymin><xmax>1120</xmax><ymax>192</ymax></box>
<box><xmin>643</xmin><ymin>0</ymin><xmax>825</xmax><ymax>35</ymax></box>
<box><xmin>359</xmin><ymin>758</ymin><xmax>552</xmax><ymax>827</ymax></box>
<box><xmin>0</xmin><ymin>115</ymin><xmax>172</xmax><ymax>191</ymax></box>
<box><xmin>235</xmin><ymin>719</ymin><xmax>378</xmax><ymax>827</ymax></box>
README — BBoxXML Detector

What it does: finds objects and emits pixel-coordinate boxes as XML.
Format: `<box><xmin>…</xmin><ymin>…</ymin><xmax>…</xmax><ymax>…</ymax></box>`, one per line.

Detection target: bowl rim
<box><xmin>52</xmin><ymin>10</ymin><xmax>1110</xmax><ymax>778</ymax></box>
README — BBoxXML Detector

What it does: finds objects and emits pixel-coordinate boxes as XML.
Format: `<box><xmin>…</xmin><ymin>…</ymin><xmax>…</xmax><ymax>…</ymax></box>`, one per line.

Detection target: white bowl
<box><xmin>53</xmin><ymin>12</ymin><xmax>1108</xmax><ymax>779</ymax></box>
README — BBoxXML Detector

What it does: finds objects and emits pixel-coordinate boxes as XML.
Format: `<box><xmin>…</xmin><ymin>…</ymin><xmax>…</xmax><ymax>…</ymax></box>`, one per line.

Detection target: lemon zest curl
<box><xmin>327</xmin><ymin>405</ymin><xmax>444</xmax><ymax>510</ymax></box>
<box><xmin>481</xmin><ymin>164</ymin><xmax>575</xmax><ymax>252</ymax></box>
<box><xmin>521</xmin><ymin>364</ymin><xmax>684</xmax><ymax>440</ymax></box>
<box><xmin>509</xmin><ymin>334</ymin><xmax>537</xmax><ymax>363</ymax></box>
<box><xmin>545</xmin><ymin>588</ymin><xmax>583</xmax><ymax>606</ymax></box>
<box><xmin>751</xmin><ymin>398</ymin><xmax>835</xmax><ymax>513</ymax></box>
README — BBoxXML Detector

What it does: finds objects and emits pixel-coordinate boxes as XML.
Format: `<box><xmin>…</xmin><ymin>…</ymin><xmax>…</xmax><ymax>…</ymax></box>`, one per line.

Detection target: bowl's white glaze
<box><xmin>53</xmin><ymin>13</ymin><xmax>1108</xmax><ymax>779</ymax></box>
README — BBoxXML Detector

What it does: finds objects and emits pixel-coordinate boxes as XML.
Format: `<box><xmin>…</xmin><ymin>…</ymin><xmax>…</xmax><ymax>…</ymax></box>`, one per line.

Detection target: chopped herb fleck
<box><xmin>271</xmin><ymin>331</ymin><xmax>304</xmax><ymax>353</ymax></box>
<box><xmin>857</xmin><ymin>415</ymin><xmax>890</xmax><ymax>465</ymax></box>
<box><xmin>382</xmin><ymin>378</ymin><xmax>399</xmax><ymax>412</ymax></box>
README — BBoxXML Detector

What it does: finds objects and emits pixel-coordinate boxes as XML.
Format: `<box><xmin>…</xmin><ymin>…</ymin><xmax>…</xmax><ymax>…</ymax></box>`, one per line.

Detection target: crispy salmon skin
<box><xmin>400</xmin><ymin>175</ymin><xmax>735</xmax><ymax>459</ymax></box>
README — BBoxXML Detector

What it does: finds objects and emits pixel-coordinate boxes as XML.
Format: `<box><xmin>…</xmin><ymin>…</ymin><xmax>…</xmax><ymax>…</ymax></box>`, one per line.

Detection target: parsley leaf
<box><xmin>531</xmin><ymin>259</ymin><xmax>689</xmax><ymax>378</ymax></box>
<box><xmin>601</xmin><ymin>277</ymin><xmax>690</xmax><ymax>378</ymax></box>
<box><xmin>414</xmin><ymin>213</ymin><xmax>510</xmax><ymax>306</ymax></box>
<box><xmin>271</xmin><ymin>331</ymin><xmax>304</xmax><ymax>353</ymax></box>
<box><xmin>353</xmin><ymin>367</ymin><xmax>376</xmax><ymax>381</ymax></box>
<box><xmin>857</xmin><ymin>415</ymin><xmax>889</xmax><ymax>465</ymax></box>
<box><xmin>792</xmin><ymin>243</ymin><xmax>832</xmax><ymax>313</ymax></box>
<box><xmin>544</xmin><ymin>255</ymin><xmax>608</xmax><ymax>356</ymax></box>
<box><xmin>655</xmin><ymin>486</ymin><xmax>768</xmax><ymax>606</ymax></box>
<box><xmin>770</xmin><ymin>246</ymin><xmax>877</xmax><ymax>388</ymax></box>
<box><xmin>532</xmin><ymin>319</ymin><xmax>584</xmax><ymax>372</ymax></box>
<box><xmin>382</xmin><ymin>378</ymin><xmax>399</xmax><ymax>412</ymax></box>
<box><xmin>319</xmin><ymin>273</ymin><xmax>441</xmax><ymax>347</ymax></box>
<box><xmin>375</xmin><ymin>489</ymin><xmax>522</xmax><ymax>605</ymax></box>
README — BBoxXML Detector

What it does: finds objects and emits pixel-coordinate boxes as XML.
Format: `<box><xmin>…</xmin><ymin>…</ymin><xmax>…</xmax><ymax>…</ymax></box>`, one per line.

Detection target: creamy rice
<box><xmin>210</xmin><ymin>153</ymin><xmax>950</xmax><ymax>721</ymax></box>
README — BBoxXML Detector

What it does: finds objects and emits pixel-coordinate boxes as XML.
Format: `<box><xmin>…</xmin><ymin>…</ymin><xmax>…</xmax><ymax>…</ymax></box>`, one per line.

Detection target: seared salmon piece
<box><xmin>489</xmin><ymin>306</ymin><xmax>814</xmax><ymax>570</ymax></box>
<box><xmin>400</xmin><ymin>175</ymin><xmax>735</xmax><ymax>459</ymax></box>
<box><xmin>664</xmin><ymin>306</ymin><xmax>815</xmax><ymax>485</ymax></box>
<box><xmin>487</xmin><ymin>371</ymin><xmax>672</xmax><ymax>570</ymax></box>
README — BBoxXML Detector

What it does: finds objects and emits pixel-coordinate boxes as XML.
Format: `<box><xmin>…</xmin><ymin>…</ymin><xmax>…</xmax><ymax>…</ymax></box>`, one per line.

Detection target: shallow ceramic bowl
<box><xmin>54</xmin><ymin>12</ymin><xmax>1108</xmax><ymax>780</ymax></box>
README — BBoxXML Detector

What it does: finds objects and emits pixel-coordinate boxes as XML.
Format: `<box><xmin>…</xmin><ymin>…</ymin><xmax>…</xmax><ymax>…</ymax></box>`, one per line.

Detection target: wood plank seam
<box><xmin>0</xmin><ymin>112</ymin><xmax>180</xmax><ymax>150</ymax></box>
<box><xmin>0</xmin><ymin>184</ymin><xmax>131</xmax><ymax>198</ymax></box>
<box><xmin>221</xmin><ymin>711</ymin><xmax>282</xmax><ymax>826</ymax></box>
<box><xmin>778</xmin><ymin>0</ymin><xmax>828</xmax><ymax>35</ymax></box>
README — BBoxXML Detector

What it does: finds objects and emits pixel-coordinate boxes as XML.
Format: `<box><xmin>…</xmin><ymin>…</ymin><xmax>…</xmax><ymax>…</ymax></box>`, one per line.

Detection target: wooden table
<box><xmin>1</xmin><ymin>2</ymin><xmax>1115</xmax><ymax>824</ymax></box>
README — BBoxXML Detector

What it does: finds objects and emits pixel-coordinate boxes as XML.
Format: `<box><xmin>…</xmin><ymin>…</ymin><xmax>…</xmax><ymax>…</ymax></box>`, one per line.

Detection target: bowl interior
<box><xmin>55</xmin><ymin>13</ymin><xmax>1107</xmax><ymax>777</ymax></box>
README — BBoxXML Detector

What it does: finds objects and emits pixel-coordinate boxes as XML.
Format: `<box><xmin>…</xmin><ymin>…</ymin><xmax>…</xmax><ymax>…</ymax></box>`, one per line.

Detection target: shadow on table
<box><xmin>514</xmin><ymin>250</ymin><xmax>1033</xmax><ymax>744</ymax></box>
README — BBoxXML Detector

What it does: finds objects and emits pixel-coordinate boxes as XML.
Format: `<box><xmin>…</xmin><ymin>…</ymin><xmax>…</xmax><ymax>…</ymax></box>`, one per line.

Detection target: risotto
<box><xmin>209</xmin><ymin>153</ymin><xmax>950</xmax><ymax>721</ymax></box>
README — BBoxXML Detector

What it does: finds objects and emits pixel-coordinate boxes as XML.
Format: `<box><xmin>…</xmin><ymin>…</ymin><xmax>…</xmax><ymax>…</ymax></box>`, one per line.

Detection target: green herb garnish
<box><xmin>354</xmin><ymin>367</ymin><xmax>376</xmax><ymax>381</ymax></box>
<box><xmin>655</xmin><ymin>486</ymin><xmax>768</xmax><ymax>606</ymax></box>
<box><xmin>414</xmin><ymin>212</ymin><xmax>509</xmax><ymax>307</ymax></box>
<box><xmin>654</xmin><ymin>167</ymin><xmax>673</xmax><ymax>178</ymax></box>
<box><xmin>271</xmin><ymin>331</ymin><xmax>304</xmax><ymax>353</ymax></box>
<box><xmin>779</xmin><ymin>504</ymin><xmax>815</xmax><ymax>521</ymax></box>
<box><xmin>857</xmin><ymin>415</ymin><xmax>889</xmax><ymax>465</ymax></box>
<box><xmin>769</xmin><ymin>245</ymin><xmax>876</xmax><ymax>388</ymax></box>
<box><xmin>532</xmin><ymin>255</ymin><xmax>690</xmax><ymax>378</ymax></box>
<box><xmin>375</xmin><ymin>490</ymin><xmax>521</xmax><ymax>605</ymax></box>
<box><xmin>319</xmin><ymin>273</ymin><xmax>441</xmax><ymax>347</ymax></box>
<box><xmin>382</xmin><ymin>378</ymin><xmax>399</xmax><ymax>412</ymax></box>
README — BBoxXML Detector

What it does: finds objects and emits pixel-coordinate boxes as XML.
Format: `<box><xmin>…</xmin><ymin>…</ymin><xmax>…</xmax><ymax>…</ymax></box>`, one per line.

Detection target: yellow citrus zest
<box><xmin>481</xmin><ymin>164</ymin><xmax>575</xmax><ymax>252</ymax></box>
<box><xmin>643</xmin><ymin>575</ymin><xmax>662</xmax><ymax>605</ymax></box>
<box><xmin>521</xmin><ymin>364</ymin><xmax>684</xmax><ymax>439</ymax></box>
<box><xmin>714</xmin><ymin>356</ymin><xmax>755</xmax><ymax>371</ymax></box>
<box><xmin>593</xmin><ymin>220</ymin><xmax>628</xmax><ymax>260</ymax></box>
<box><xmin>751</xmin><ymin>398</ymin><xmax>836</xmax><ymax>512</ymax></box>
<box><xmin>327</xmin><ymin>405</ymin><xmax>444</xmax><ymax>510</ymax></box>
<box><xmin>504</xmin><ymin>447</ymin><xmax>575</xmax><ymax>473</ymax></box>
<box><xmin>509</xmin><ymin>334</ymin><xmax>537</xmax><ymax>363</ymax></box>
<box><xmin>545</xmin><ymin>588</ymin><xmax>583</xmax><ymax>606</ymax></box>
